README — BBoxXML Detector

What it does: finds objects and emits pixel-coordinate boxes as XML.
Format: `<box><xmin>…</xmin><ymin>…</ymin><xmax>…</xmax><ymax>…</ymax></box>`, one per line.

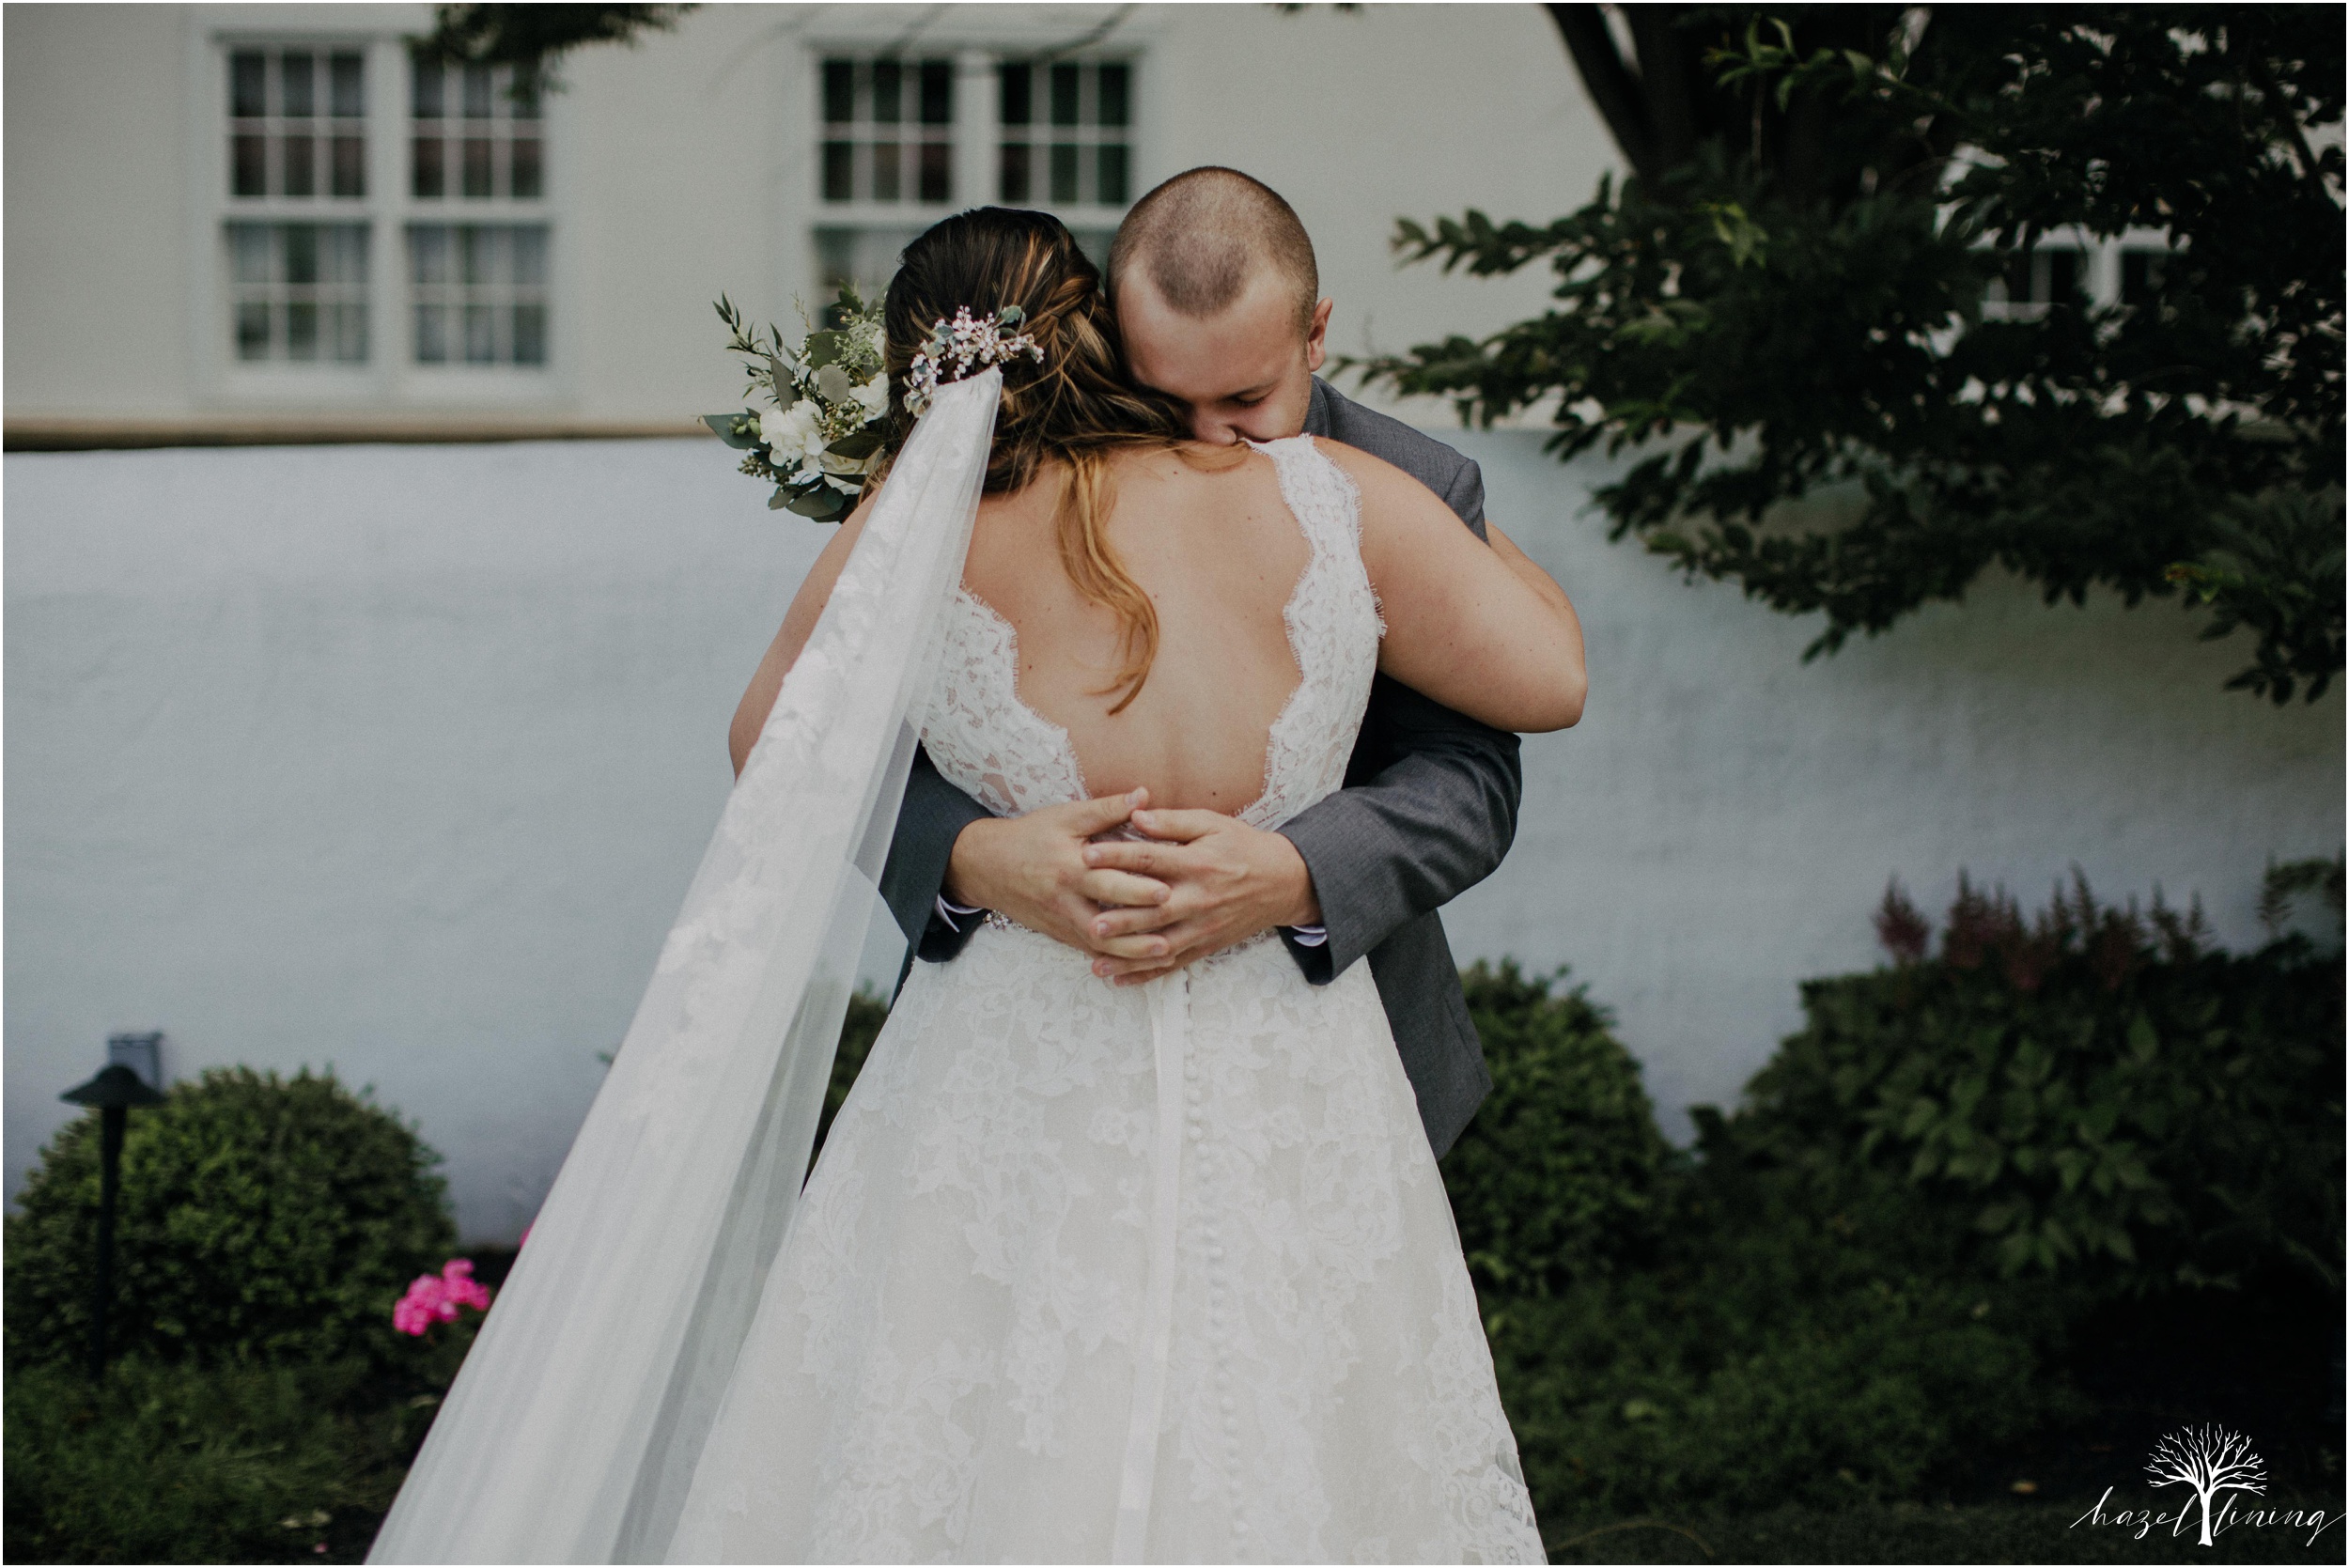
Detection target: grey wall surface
<box><xmin>8</xmin><ymin>435</ymin><xmax>2340</xmax><ymax>1237</ymax></box>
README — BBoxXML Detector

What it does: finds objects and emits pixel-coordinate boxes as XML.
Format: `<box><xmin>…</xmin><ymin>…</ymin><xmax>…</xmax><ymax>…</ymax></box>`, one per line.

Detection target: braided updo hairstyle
<box><xmin>879</xmin><ymin>208</ymin><xmax>1191</xmax><ymax>713</ymax></box>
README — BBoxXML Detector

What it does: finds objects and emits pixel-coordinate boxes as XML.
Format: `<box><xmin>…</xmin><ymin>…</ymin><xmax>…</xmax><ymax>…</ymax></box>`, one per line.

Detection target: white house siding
<box><xmin>5</xmin><ymin>3</ymin><xmax>1601</xmax><ymax>428</ymax></box>
<box><xmin>8</xmin><ymin>437</ymin><xmax>2338</xmax><ymax>1240</ymax></box>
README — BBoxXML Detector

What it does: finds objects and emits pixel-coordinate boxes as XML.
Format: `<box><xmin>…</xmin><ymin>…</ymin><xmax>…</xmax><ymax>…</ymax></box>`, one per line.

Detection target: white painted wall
<box><xmin>5</xmin><ymin>440</ymin><xmax>828</xmax><ymax>1239</ymax></box>
<box><xmin>1456</xmin><ymin>436</ymin><xmax>2344</xmax><ymax>1129</ymax></box>
<box><xmin>10</xmin><ymin>436</ymin><xmax>2337</xmax><ymax>1238</ymax></box>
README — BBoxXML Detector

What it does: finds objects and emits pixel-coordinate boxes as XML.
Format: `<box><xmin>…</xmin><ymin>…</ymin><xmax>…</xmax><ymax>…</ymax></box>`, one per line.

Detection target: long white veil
<box><xmin>368</xmin><ymin>371</ymin><xmax>1001</xmax><ymax>1564</ymax></box>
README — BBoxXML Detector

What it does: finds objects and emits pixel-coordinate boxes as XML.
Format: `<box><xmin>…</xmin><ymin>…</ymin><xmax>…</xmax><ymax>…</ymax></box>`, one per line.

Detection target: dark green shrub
<box><xmin>6</xmin><ymin>1067</ymin><xmax>457</xmax><ymax>1373</ymax></box>
<box><xmin>1462</xmin><ymin>874</ymin><xmax>2343</xmax><ymax>1544</ymax></box>
<box><xmin>2</xmin><ymin>1356</ymin><xmax>441</xmax><ymax>1563</ymax></box>
<box><xmin>1734</xmin><ymin>874</ymin><xmax>2344</xmax><ymax>1292</ymax></box>
<box><xmin>1488</xmin><ymin>1135</ymin><xmax>2076</xmax><ymax>1533</ymax></box>
<box><xmin>1445</xmin><ymin>961</ymin><xmax>1675</xmax><ymax>1295</ymax></box>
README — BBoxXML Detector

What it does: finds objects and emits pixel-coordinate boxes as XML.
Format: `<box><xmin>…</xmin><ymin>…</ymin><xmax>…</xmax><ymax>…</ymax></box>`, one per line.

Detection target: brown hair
<box><xmin>1107</xmin><ymin>166</ymin><xmax>1320</xmax><ymax>334</ymax></box>
<box><xmin>879</xmin><ymin>208</ymin><xmax>1190</xmax><ymax>713</ymax></box>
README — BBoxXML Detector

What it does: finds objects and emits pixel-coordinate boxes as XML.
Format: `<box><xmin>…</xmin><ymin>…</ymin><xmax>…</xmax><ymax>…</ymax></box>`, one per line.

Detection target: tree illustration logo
<box><xmin>2146</xmin><ymin>1424</ymin><xmax>2268</xmax><ymax>1547</ymax></box>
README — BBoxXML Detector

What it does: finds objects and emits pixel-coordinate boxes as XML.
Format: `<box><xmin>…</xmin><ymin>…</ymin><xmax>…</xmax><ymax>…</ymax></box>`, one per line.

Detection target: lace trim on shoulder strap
<box><xmin>919</xmin><ymin>588</ymin><xmax>1089</xmax><ymax>816</ymax></box>
<box><xmin>1239</xmin><ymin>436</ymin><xmax>1385</xmax><ymax>831</ymax></box>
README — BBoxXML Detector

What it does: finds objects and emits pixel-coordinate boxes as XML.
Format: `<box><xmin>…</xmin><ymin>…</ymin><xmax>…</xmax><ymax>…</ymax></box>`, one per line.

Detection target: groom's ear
<box><xmin>1303</xmin><ymin>298</ymin><xmax>1335</xmax><ymax>374</ymax></box>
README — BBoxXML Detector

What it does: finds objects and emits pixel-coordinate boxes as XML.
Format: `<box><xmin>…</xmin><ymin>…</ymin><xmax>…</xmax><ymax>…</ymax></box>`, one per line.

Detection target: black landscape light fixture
<box><xmin>60</xmin><ymin>1033</ymin><xmax>168</xmax><ymax>1380</ymax></box>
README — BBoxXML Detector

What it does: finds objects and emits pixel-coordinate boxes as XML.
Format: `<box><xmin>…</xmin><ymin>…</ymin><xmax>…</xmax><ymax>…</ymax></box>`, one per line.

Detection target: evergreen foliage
<box><xmin>1447</xmin><ymin>961</ymin><xmax>1675</xmax><ymax>1295</ymax></box>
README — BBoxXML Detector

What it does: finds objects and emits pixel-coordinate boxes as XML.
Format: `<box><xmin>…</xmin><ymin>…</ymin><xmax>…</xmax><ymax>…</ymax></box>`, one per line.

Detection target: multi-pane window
<box><xmin>1984</xmin><ymin>245</ymin><xmax>2084</xmax><ymax>318</ymax></box>
<box><xmin>820</xmin><ymin>58</ymin><xmax>955</xmax><ymax>205</ymax></box>
<box><xmin>228</xmin><ymin>47</ymin><xmax>367</xmax><ymax>199</ymax></box>
<box><xmin>224</xmin><ymin>45</ymin><xmax>370</xmax><ymax>366</ymax></box>
<box><xmin>215</xmin><ymin>37</ymin><xmax>559</xmax><ymax>383</ymax></box>
<box><xmin>2119</xmin><ymin>248</ymin><xmax>2170</xmax><ymax>307</ymax></box>
<box><xmin>227</xmin><ymin>222</ymin><xmax>369</xmax><ymax>363</ymax></box>
<box><xmin>997</xmin><ymin>61</ymin><xmax>1129</xmax><ymax>209</ymax></box>
<box><xmin>410</xmin><ymin>57</ymin><xmax>543</xmax><ymax>200</ymax></box>
<box><xmin>811</xmin><ymin>52</ymin><xmax>1136</xmax><ymax>293</ymax></box>
<box><xmin>408</xmin><ymin>54</ymin><xmax>550</xmax><ymax>368</ymax></box>
<box><xmin>409</xmin><ymin>225</ymin><xmax>548</xmax><ymax>365</ymax></box>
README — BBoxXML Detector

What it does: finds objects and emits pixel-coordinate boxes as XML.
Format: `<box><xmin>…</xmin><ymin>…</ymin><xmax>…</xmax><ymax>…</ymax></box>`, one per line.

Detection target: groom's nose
<box><xmin>1187</xmin><ymin>410</ymin><xmax>1247</xmax><ymax>445</ymax></box>
<box><xmin>1188</xmin><ymin>407</ymin><xmax>1282</xmax><ymax>446</ymax></box>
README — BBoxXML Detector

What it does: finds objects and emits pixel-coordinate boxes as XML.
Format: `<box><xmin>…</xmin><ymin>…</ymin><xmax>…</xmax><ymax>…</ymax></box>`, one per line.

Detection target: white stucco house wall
<box><xmin>8</xmin><ymin>4</ymin><xmax>2339</xmax><ymax>1239</ymax></box>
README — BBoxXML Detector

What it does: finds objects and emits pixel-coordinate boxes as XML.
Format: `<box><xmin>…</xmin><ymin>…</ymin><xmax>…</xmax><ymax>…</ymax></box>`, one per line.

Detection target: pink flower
<box><xmin>393</xmin><ymin>1259</ymin><xmax>493</xmax><ymax>1336</ymax></box>
<box><xmin>439</xmin><ymin>1258</ymin><xmax>491</xmax><ymax>1312</ymax></box>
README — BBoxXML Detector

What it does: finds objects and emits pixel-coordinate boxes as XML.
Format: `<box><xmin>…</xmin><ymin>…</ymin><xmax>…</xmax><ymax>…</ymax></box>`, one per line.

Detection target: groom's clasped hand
<box><xmin>945</xmin><ymin>786</ymin><xmax>1318</xmax><ymax>986</ymax></box>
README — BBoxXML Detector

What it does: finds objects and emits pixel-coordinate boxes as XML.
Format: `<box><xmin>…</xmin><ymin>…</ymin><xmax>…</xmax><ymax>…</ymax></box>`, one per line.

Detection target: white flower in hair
<box><xmin>904</xmin><ymin>304</ymin><xmax>1045</xmax><ymax>416</ymax></box>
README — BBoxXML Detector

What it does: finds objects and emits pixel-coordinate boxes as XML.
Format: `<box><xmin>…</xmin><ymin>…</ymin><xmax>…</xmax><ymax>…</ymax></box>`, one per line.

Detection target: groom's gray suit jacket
<box><xmin>879</xmin><ymin>378</ymin><xmax>1518</xmax><ymax>1158</ymax></box>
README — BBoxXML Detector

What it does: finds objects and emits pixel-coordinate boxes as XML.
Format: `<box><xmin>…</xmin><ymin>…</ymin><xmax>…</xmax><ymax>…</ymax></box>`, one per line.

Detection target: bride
<box><xmin>368</xmin><ymin>209</ymin><xmax>1581</xmax><ymax>1564</ymax></box>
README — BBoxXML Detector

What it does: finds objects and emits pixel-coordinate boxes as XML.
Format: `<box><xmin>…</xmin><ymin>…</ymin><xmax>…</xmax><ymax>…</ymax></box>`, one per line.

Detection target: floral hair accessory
<box><xmin>904</xmin><ymin>304</ymin><xmax>1044</xmax><ymax>417</ymax></box>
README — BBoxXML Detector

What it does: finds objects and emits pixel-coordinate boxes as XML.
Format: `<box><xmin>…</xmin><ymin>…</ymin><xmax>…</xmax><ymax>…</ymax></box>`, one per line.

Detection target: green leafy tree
<box><xmin>1363</xmin><ymin>7</ymin><xmax>2343</xmax><ymax>702</ymax></box>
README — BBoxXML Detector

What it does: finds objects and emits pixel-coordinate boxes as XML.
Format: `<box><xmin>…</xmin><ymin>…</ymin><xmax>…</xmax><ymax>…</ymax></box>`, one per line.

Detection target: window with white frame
<box><xmin>814</xmin><ymin>50</ymin><xmax>1138</xmax><ymax>294</ymax></box>
<box><xmin>227</xmin><ymin>222</ymin><xmax>370</xmax><ymax>363</ymax></box>
<box><xmin>1983</xmin><ymin>245</ymin><xmax>2086</xmax><ymax>319</ymax></box>
<box><xmin>223</xmin><ymin>45</ymin><xmax>371</xmax><ymax>363</ymax></box>
<box><xmin>410</xmin><ymin>57</ymin><xmax>544</xmax><ymax>200</ymax></box>
<box><xmin>410</xmin><ymin>225</ymin><xmax>548</xmax><ymax>365</ymax></box>
<box><xmin>230</xmin><ymin>46</ymin><xmax>367</xmax><ymax>198</ymax></box>
<box><xmin>2118</xmin><ymin>247</ymin><xmax>2170</xmax><ymax>307</ymax></box>
<box><xmin>996</xmin><ymin>60</ymin><xmax>1130</xmax><ymax>210</ymax></box>
<box><xmin>821</xmin><ymin>57</ymin><xmax>956</xmax><ymax>205</ymax></box>
<box><xmin>407</xmin><ymin>55</ymin><xmax>552</xmax><ymax>366</ymax></box>
<box><xmin>1977</xmin><ymin>234</ymin><xmax>2178</xmax><ymax>320</ymax></box>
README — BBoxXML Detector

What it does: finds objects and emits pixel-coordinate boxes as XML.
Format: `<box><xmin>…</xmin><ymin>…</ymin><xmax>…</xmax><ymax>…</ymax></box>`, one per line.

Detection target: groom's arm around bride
<box><xmin>879</xmin><ymin>168</ymin><xmax>1580</xmax><ymax>1157</ymax></box>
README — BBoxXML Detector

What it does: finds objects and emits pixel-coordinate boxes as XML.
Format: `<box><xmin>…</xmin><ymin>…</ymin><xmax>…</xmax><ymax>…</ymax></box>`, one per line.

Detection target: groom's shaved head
<box><xmin>1110</xmin><ymin>167</ymin><xmax>1319</xmax><ymax>334</ymax></box>
<box><xmin>1112</xmin><ymin>167</ymin><xmax>1333</xmax><ymax>443</ymax></box>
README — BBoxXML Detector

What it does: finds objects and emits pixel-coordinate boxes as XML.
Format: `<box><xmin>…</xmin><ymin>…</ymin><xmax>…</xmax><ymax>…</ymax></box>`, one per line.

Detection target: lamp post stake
<box><xmin>90</xmin><ymin>1105</ymin><xmax>125</xmax><ymax>1380</ymax></box>
<box><xmin>61</xmin><ymin>1047</ymin><xmax>166</xmax><ymax>1381</ymax></box>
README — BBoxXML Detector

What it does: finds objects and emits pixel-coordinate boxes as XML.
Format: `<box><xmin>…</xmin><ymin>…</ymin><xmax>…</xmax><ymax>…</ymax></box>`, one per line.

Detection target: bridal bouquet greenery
<box><xmin>704</xmin><ymin>287</ymin><xmax>890</xmax><ymax>522</ymax></box>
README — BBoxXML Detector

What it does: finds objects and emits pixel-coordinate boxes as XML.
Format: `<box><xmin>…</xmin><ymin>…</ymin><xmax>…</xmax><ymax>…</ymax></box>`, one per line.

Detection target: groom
<box><xmin>881</xmin><ymin>167</ymin><xmax>1538</xmax><ymax>1158</ymax></box>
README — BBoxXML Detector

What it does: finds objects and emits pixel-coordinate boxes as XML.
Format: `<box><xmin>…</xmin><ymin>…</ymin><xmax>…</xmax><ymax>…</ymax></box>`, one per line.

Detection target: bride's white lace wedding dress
<box><xmin>667</xmin><ymin>437</ymin><xmax>1545</xmax><ymax>1564</ymax></box>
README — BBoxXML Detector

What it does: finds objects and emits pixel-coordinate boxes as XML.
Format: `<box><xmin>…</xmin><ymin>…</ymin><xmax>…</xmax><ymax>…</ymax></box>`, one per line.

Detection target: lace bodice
<box><xmin>919</xmin><ymin>436</ymin><xmax>1382</xmax><ymax>831</ymax></box>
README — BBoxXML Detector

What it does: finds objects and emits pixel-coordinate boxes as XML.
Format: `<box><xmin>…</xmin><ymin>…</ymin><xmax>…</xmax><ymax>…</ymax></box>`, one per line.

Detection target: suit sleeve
<box><xmin>1275</xmin><ymin>675</ymin><xmax>1522</xmax><ymax>982</ymax></box>
<box><xmin>1441</xmin><ymin>458</ymin><xmax>1490</xmax><ymax>543</ymax></box>
<box><xmin>879</xmin><ymin>745</ymin><xmax>996</xmax><ymax>964</ymax></box>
